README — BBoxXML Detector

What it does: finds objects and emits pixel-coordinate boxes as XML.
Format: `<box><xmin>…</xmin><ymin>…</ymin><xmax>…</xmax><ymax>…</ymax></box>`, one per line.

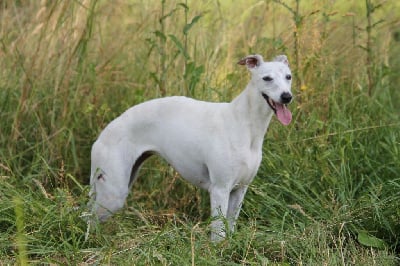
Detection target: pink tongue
<box><xmin>275</xmin><ymin>103</ymin><xmax>292</xmax><ymax>125</ymax></box>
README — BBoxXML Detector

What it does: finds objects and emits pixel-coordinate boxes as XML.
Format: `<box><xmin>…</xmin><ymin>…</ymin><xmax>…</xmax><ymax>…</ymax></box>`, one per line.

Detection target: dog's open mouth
<box><xmin>262</xmin><ymin>93</ymin><xmax>292</xmax><ymax>125</ymax></box>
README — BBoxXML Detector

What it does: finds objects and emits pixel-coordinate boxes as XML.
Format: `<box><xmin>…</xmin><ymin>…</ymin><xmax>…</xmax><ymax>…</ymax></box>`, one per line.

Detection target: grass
<box><xmin>0</xmin><ymin>0</ymin><xmax>399</xmax><ymax>264</ymax></box>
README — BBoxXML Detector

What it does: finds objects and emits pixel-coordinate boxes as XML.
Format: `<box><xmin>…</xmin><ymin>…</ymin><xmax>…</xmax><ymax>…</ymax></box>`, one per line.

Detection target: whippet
<box><xmin>89</xmin><ymin>54</ymin><xmax>293</xmax><ymax>241</ymax></box>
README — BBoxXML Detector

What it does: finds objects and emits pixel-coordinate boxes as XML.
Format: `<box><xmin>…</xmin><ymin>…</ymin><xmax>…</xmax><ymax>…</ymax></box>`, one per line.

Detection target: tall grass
<box><xmin>0</xmin><ymin>0</ymin><xmax>399</xmax><ymax>264</ymax></box>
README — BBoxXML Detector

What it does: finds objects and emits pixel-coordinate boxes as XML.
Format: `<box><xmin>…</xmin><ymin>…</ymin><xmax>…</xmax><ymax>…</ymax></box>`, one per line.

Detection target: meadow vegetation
<box><xmin>0</xmin><ymin>0</ymin><xmax>399</xmax><ymax>264</ymax></box>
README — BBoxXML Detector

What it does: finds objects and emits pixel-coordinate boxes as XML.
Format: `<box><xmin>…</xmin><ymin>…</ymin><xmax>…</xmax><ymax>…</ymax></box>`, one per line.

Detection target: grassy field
<box><xmin>1</xmin><ymin>0</ymin><xmax>399</xmax><ymax>264</ymax></box>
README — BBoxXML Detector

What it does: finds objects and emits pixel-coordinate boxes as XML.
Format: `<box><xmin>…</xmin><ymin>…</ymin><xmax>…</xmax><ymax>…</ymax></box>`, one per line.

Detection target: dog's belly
<box><xmin>164</xmin><ymin>155</ymin><xmax>260</xmax><ymax>192</ymax></box>
<box><xmin>172</xmin><ymin>161</ymin><xmax>211</xmax><ymax>190</ymax></box>
<box><xmin>157</xmin><ymin>147</ymin><xmax>212</xmax><ymax>190</ymax></box>
<box><xmin>158</xmin><ymin>142</ymin><xmax>262</xmax><ymax>192</ymax></box>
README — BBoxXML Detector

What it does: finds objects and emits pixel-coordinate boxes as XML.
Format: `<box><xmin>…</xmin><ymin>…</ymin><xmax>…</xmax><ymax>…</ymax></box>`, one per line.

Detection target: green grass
<box><xmin>0</xmin><ymin>0</ymin><xmax>399</xmax><ymax>264</ymax></box>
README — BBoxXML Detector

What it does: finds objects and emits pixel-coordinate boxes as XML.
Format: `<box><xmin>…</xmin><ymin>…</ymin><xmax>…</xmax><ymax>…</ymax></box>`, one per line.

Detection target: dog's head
<box><xmin>238</xmin><ymin>54</ymin><xmax>293</xmax><ymax>125</ymax></box>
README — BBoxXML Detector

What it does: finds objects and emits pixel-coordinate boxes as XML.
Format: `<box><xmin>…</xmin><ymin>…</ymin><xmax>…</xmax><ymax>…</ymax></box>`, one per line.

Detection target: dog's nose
<box><xmin>280</xmin><ymin>92</ymin><xmax>292</xmax><ymax>104</ymax></box>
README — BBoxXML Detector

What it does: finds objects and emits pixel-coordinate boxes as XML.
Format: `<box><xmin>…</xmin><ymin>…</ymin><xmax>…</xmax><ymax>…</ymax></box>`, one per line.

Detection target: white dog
<box><xmin>89</xmin><ymin>54</ymin><xmax>293</xmax><ymax>241</ymax></box>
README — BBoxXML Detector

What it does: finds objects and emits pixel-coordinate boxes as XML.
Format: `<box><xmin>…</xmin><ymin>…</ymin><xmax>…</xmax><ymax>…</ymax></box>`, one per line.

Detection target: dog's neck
<box><xmin>230</xmin><ymin>84</ymin><xmax>274</xmax><ymax>148</ymax></box>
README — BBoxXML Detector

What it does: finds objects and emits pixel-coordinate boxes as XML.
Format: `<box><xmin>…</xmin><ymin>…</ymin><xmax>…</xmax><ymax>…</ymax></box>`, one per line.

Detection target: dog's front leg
<box><xmin>209</xmin><ymin>187</ymin><xmax>230</xmax><ymax>242</ymax></box>
<box><xmin>227</xmin><ymin>185</ymin><xmax>248</xmax><ymax>233</ymax></box>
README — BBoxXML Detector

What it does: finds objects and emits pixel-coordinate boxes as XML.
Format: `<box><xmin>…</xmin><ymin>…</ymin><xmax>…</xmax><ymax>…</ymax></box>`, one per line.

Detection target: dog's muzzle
<box><xmin>262</xmin><ymin>93</ymin><xmax>277</xmax><ymax>113</ymax></box>
<box><xmin>261</xmin><ymin>92</ymin><xmax>292</xmax><ymax>125</ymax></box>
<box><xmin>262</xmin><ymin>92</ymin><xmax>292</xmax><ymax>113</ymax></box>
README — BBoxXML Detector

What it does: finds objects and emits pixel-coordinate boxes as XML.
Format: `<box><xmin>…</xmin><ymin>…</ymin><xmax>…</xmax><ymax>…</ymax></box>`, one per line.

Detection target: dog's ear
<box><xmin>238</xmin><ymin>54</ymin><xmax>264</xmax><ymax>69</ymax></box>
<box><xmin>273</xmin><ymin>55</ymin><xmax>289</xmax><ymax>66</ymax></box>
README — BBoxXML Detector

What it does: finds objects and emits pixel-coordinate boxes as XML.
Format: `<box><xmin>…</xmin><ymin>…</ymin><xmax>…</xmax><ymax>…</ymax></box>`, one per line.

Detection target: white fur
<box><xmin>89</xmin><ymin>54</ymin><xmax>293</xmax><ymax>241</ymax></box>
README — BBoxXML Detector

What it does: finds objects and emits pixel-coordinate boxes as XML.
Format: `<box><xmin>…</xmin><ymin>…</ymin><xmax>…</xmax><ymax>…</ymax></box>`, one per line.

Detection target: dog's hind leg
<box><xmin>90</xmin><ymin>167</ymin><xmax>130</xmax><ymax>221</ymax></box>
<box><xmin>90</xmin><ymin>143</ymin><xmax>139</xmax><ymax>221</ymax></box>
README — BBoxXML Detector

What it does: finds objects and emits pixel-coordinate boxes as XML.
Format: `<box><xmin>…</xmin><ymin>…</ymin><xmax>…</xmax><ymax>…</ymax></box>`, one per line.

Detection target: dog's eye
<box><xmin>263</xmin><ymin>76</ymin><xmax>273</xmax><ymax>82</ymax></box>
<box><xmin>286</xmin><ymin>74</ymin><xmax>292</xmax><ymax>80</ymax></box>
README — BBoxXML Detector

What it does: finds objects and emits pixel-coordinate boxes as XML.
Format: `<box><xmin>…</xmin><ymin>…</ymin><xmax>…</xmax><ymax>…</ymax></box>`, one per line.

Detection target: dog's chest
<box><xmin>235</xmin><ymin>149</ymin><xmax>263</xmax><ymax>185</ymax></box>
